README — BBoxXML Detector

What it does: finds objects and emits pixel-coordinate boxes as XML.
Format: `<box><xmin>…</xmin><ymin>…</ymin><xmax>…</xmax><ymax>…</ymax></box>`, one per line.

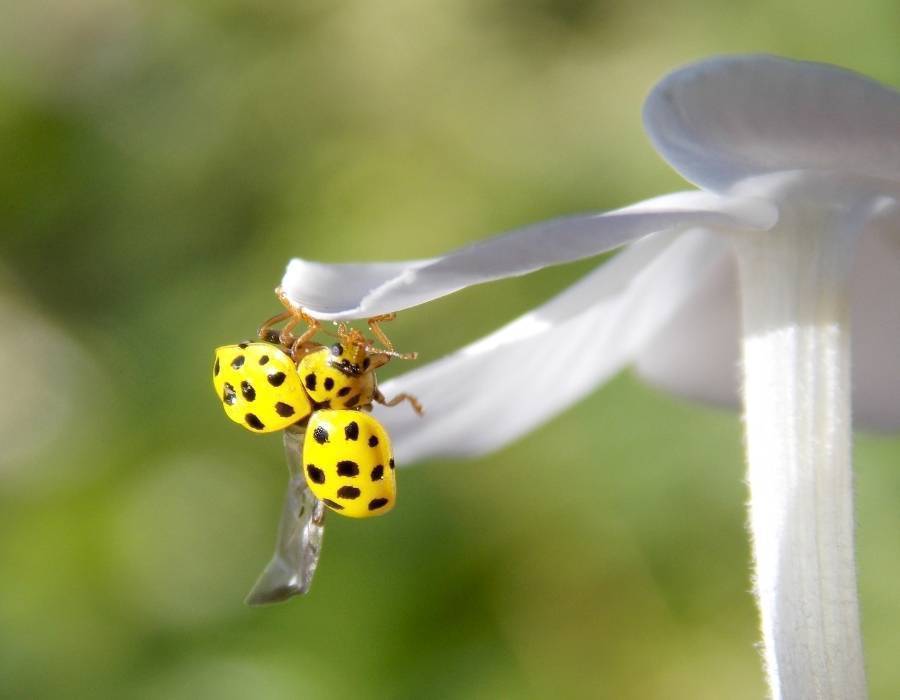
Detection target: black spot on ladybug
<box><xmin>337</xmin><ymin>485</ymin><xmax>361</xmax><ymax>500</ymax></box>
<box><xmin>323</xmin><ymin>377</ymin><xmax>334</xmax><ymax>391</ymax></box>
<box><xmin>222</xmin><ymin>383</ymin><xmax>236</xmax><ymax>406</ymax></box>
<box><xmin>214</xmin><ymin>357</ymin><xmax>220</xmax><ymax>376</ymax></box>
<box><xmin>344</xmin><ymin>393</ymin><xmax>361</xmax><ymax>408</ymax></box>
<box><xmin>371</xmin><ymin>464</ymin><xmax>384</xmax><ymax>481</ymax></box>
<box><xmin>241</xmin><ymin>381</ymin><xmax>256</xmax><ymax>401</ymax></box>
<box><xmin>245</xmin><ymin>413</ymin><xmax>265</xmax><ymax>430</ymax></box>
<box><xmin>363</xmin><ymin>357</ymin><xmax>371</xmax><ymax>371</ymax></box>
<box><xmin>238</xmin><ymin>342</ymin><xmax>249</xmax><ymax>349</ymax></box>
<box><xmin>267</xmin><ymin>372</ymin><xmax>286</xmax><ymax>387</ymax></box>
<box><xmin>337</xmin><ymin>387</ymin><xmax>351</xmax><ymax>397</ymax></box>
<box><xmin>336</xmin><ymin>460</ymin><xmax>359</xmax><ymax>477</ymax></box>
<box><xmin>389</xmin><ymin>458</ymin><xmax>395</xmax><ymax>469</ymax></box>
<box><xmin>275</xmin><ymin>402</ymin><xmax>295</xmax><ymax>417</ymax></box>
<box><xmin>344</xmin><ymin>421</ymin><xmax>359</xmax><ymax>441</ymax></box>
<box><xmin>331</xmin><ymin>343</ymin><xmax>343</xmax><ymax>356</ymax></box>
<box><xmin>305</xmin><ymin>373</ymin><xmax>317</xmax><ymax>391</ymax></box>
<box><xmin>306</xmin><ymin>464</ymin><xmax>325</xmax><ymax>484</ymax></box>
<box><xmin>231</xmin><ymin>355</ymin><xmax>245</xmax><ymax>369</ymax></box>
<box><xmin>313</xmin><ymin>426</ymin><xmax>329</xmax><ymax>444</ymax></box>
<box><xmin>259</xmin><ymin>355</ymin><xmax>269</xmax><ymax>366</ymax></box>
<box><xmin>368</xmin><ymin>498</ymin><xmax>389</xmax><ymax>511</ymax></box>
<box><xmin>368</xmin><ymin>435</ymin><xmax>379</xmax><ymax>448</ymax></box>
<box><xmin>323</xmin><ymin>499</ymin><xmax>343</xmax><ymax>510</ymax></box>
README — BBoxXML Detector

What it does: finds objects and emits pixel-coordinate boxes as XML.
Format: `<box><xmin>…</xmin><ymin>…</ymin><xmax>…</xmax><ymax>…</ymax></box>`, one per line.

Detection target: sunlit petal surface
<box><xmin>376</xmin><ymin>230</ymin><xmax>723</xmax><ymax>463</ymax></box>
<box><xmin>635</xmin><ymin>213</ymin><xmax>900</xmax><ymax>430</ymax></box>
<box><xmin>282</xmin><ymin>192</ymin><xmax>776</xmax><ymax>320</ymax></box>
<box><xmin>644</xmin><ymin>55</ymin><xmax>900</xmax><ymax>192</ymax></box>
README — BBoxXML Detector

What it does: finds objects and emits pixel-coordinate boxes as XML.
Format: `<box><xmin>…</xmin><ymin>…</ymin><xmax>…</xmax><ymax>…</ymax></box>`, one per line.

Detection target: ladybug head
<box><xmin>329</xmin><ymin>327</ymin><xmax>372</xmax><ymax>375</ymax></box>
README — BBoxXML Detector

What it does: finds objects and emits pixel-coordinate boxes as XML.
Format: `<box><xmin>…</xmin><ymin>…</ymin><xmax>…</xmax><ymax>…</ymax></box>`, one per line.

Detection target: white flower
<box><xmin>281</xmin><ymin>55</ymin><xmax>900</xmax><ymax>699</ymax></box>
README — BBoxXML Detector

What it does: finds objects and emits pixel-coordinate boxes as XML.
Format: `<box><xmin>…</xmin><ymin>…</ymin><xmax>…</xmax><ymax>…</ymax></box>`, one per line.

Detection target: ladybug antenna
<box><xmin>363</xmin><ymin>344</ymin><xmax>418</xmax><ymax>361</ymax></box>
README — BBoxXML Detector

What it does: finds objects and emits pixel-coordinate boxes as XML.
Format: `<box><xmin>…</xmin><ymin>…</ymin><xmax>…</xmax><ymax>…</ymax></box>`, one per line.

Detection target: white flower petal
<box><xmin>643</xmin><ymin>55</ymin><xmax>900</xmax><ymax>193</ymax></box>
<box><xmin>374</xmin><ymin>229</ymin><xmax>720</xmax><ymax>464</ymax></box>
<box><xmin>848</xmin><ymin>205</ymin><xmax>900</xmax><ymax>430</ymax></box>
<box><xmin>281</xmin><ymin>191</ymin><xmax>777</xmax><ymax>320</ymax></box>
<box><xmin>634</xmin><ymin>216</ymin><xmax>900</xmax><ymax>430</ymax></box>
<box><xmin>633</xmin><ymin>234</ymin><xmax>740</xmax><ymax>407</ymax></box>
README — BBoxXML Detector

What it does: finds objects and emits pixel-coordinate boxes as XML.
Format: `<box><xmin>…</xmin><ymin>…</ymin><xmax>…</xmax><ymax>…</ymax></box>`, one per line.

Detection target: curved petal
<box><xmin>632</xmin><ymin>233</ymin><xmax>740</xmax><ymax>407</ymax></box>
<box><xmin>643</xmin><ymin>55</ymin><xmax>900</xmax><ymax>193</ymax></box>
<box><xmin>281</xmin><ymin>191</ymin><xmax>777</xmax><ymax>320</ymax></box>
<box><xmin>374</xmin><ymin>229</ymin><xmax>722</xmax><ymax>464</ymax></box>
<box><xmin>633</xmin><ymin>213</ymin><xmax>900</xmax><ymax>431</ymax></box>
<box><xmin>848</xmin><ymin>204</ymin><xmax>900</xmax><ymax>430</ymax></box>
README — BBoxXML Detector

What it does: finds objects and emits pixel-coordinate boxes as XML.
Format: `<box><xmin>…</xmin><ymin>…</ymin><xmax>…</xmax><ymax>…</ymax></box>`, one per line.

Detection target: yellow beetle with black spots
<box><xmin>213</xmin><ymin>301</ymin><xmax>422</xmax><ymax>517</ymax></box>
<box><xmin>213</xmin><ymin>342</ymin><xmax>312</xmax><ymax>433</ymax></box>
<box><xmin>211</xmin><ymin>297</ymin><xmax>425</xmax><ymax>603</ymax></box>
<box><xmin>297</xmin><ymin>344</ymin><xmax>377</xmax><ymax>409</ymax></box>
<box><xmin>297</xmin><ymin>326</ymin><xmax>424</xmax><ymax>416</ymax></box>
<box><xmin>303</xmin><ymin>410</ymin><xmax>396</xmax><ymax>517</ymax></box>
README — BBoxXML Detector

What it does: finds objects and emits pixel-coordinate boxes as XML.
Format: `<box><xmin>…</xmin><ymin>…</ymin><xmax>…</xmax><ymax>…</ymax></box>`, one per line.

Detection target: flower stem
<box><xmin>733</xmin><ymin>226</ymin><xmax>866</xmax><ymax>699</ymax></box>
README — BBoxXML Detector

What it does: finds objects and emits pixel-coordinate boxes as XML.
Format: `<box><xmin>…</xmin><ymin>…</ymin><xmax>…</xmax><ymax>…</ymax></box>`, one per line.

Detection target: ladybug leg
<box><xmin>367</xmin><ymin>314</ymin><xmax>418</xmax><ymax>360</ymax></box>
<box><xmin>258</xmin><ymin>310</ymin><xmax>292</xmax><ymax>343</ymax></box>
<box><xmin>289</xmin><ymin>315</ymin><xmax>321</xmax><ymax>360</ymax></box>
<box><xmin>374</xmin><ymin>387</ymin><xmax>424</xmax><ymax>416</ymax></box>
<box><xmin>274</xmin><ymin>286</ymin><xmax>297</xmax><ymax>312</ymax></box>
<box><xmin>366</xmin><ymin>313</ymin><xmax>397</xmax><ymax>351</ymax></box>
<box><xmin>256</xmin><ymin>288</ymin><xmax>303</xmax><ymax>346</ymax></box>
<box><xmin>271</xmin><ymin>286</ymin><xmax>322</xmax><ymax>358</ymax></box>
<box><xmin>367</xmin><ymin>353</ymin><xmax>392</xmax><ymax>372</ymax></box>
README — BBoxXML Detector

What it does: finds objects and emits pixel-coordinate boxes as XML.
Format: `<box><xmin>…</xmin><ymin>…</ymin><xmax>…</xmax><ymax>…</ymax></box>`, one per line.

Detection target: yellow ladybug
<box><xmin>302</xmin><ymin>410</ymin><xmax>396</xmax><ymax>517</ymax></box>
<box><xmin>212</xmin><ymin>295</ymin><xmax>423</xmax><ymax>604</ymax></box>
<box><xmin>298</xmin><ymin>325</ymin><xmax>424</xmax><ymax>414</ymax></box>
<box><xmin>213</xmin><ymin>342</ymin><xmax>312</xmax><ymax>433</ymax></box>
<box><xmin>297</xmin><ymin>345</ymin><xmax>377</xmax><ymax>409</ymax></box>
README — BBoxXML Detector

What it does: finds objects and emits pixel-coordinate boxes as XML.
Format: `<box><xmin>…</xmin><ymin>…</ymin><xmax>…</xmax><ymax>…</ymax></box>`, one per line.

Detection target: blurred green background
<box><xmin>1</xmin><ymin>1</ymin><xmax>898</xmax><ymax>698</ymax></box>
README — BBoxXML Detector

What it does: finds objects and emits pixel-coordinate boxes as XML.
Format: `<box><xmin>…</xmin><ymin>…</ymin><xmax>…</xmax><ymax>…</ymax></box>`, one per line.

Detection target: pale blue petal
<box><xmin>281</xmin><ymin>191</ymin><xmax>776</xmax><ymax>320</ymax></box>
<box><xmin>634</xmin><ymin>209</ymin><xmax>900</xmax><ymax>431</ymax></box>
<box><xmin>644</xmin><ymin>55</ymin><xmax>900</xmax><ymax>193</ymax></box>
<box><xmin>374</xmin><ymin>229</ymin><xmax>723</xmax><ymax>464</ymax></box>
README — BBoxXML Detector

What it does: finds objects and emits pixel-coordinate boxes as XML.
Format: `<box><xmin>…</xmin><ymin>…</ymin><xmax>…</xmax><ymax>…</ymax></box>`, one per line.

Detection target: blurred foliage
<box><xmin>0</xmin><ymin>0</ymin><xmax>898</xmax><ymax>698</ymax></box>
